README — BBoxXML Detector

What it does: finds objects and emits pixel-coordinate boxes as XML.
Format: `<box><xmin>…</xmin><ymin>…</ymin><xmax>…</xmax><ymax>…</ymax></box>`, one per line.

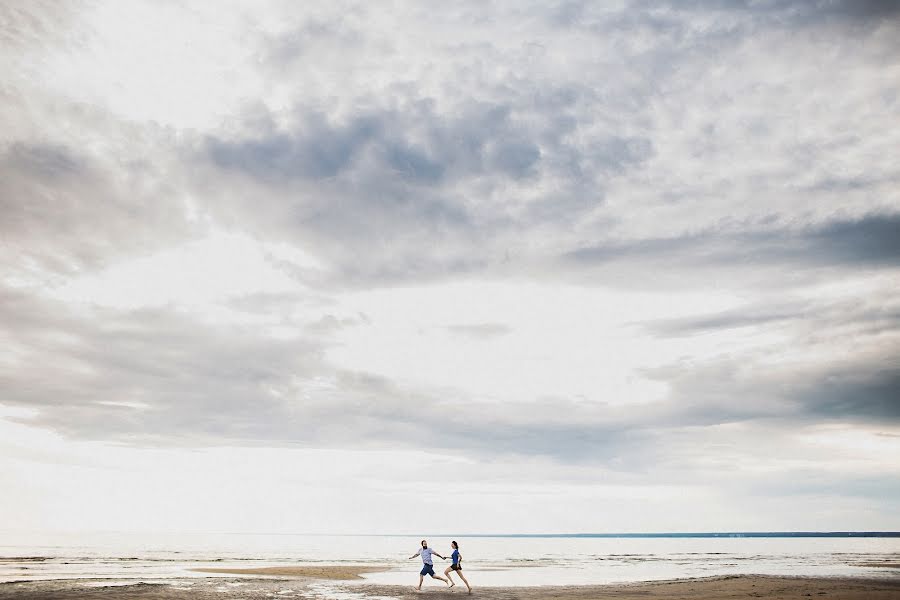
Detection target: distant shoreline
<box><xmin>340</xmin><ymin>531</ymin><xmax>900</xmax><ymax>538</ymax></box>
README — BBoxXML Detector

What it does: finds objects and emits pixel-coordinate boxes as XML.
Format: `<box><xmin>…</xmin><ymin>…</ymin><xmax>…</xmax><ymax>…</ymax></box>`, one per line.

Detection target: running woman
<box><xmin>443</xmin><ymin>540</ymin><xmax>472</xmax><ymax>594</ymax></box>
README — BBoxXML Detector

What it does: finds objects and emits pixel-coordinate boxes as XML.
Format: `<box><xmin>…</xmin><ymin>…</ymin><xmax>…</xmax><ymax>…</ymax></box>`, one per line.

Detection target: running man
<box><xmin>409</xmin><ymin>539</ymin><xmax>450</xmax><ymax>590</ymax></box>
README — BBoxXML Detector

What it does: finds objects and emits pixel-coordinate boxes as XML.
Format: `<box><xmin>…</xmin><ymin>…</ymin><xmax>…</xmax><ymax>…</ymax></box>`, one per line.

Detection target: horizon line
<box><xmin>220</xmin><ymin>531</ymin><xmax>900</xmax><ymax>538</ymax></box>
<box><xmin>6</xmin><ymin>529</ymin><xmax>898</xmax><ymax>538</ymax></box>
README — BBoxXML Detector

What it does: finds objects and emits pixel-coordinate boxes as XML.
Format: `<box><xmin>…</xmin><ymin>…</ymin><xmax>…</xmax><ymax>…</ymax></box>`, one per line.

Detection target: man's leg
<box><xmin>417</xmin><ymin>574</ymin><xmax>424</xmax><ymax>590</ymax></box>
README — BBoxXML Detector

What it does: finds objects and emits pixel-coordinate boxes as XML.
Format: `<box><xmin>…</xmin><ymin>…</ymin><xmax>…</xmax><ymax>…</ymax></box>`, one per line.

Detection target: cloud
<box><xmin>651</xmin><ymin>0</ymin><xmax>900</xmax><ymax>26</ymax></box>
<box><xmin>6</xmin><ymin>0</ymin><xmax>896</xmax><ymax>291</ymax></box>
<box><xmin>5</xmin><ymin>272</ymin><xmax>895</xmax><ymax>467</ymax></box>
<box><xmin>647</xmin><ymin>304</ymin><xmax>803</xmax><ymax>337</ymax></box>
<box><xmin>647</xmin><ymin>353</ymin><xmax>900</xmax><ymax>428</ymax></box>
<box><xmin>565</xmin><ymin>213</ymin><xmax>900</xmax><ymax>277</ymax></box>
<box><xmin>200</xmin><ymin>94</ymin><xmax>647</xmax><ymax>211</ymax></box>
<box><xmin>0</xmin><ymin>282</ymin><xmax>733</xmax><ymax>463</ymax></box>
<box><xmin>1</xmin><ymin>0</ymin><xmax>899</xmax><ymax>531</ymax></box>
<box><xmin>0</xmin><ymin>141</ymin><xmax>193</xmax><ymax>279</ymax></box>
<box><xmin>647</xmin><ymin>294</ymin><xmax>900</xmax><ymax>338</ymax></box>
<box><xmin>0</xmin><ymin>281</ymin><xmax>606</xmax><ymax>457</ymax></box>
<box><xmin>799</xmin><ymin>368</ymin><xmax>900</xmax><ymax>422</ymax></box>
<box><xmin>0</xmin><ymin>1</ymin><xmax>83</xmax><ymax>52</ymax></box>
<box><xmin>195</xmin><ymin>88</ymin><xmax>654</xmax><ymax>288</ymax></box>
<box><xmin>176</xmin><ymin>0</ymin><xmax>898</xmax><ymax>292</ymax></box>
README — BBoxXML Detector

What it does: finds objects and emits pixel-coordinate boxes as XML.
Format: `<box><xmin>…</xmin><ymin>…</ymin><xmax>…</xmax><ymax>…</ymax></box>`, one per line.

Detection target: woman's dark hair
<box><xmin>451</xmin><ymin>541</ymin><xmax>458</xmax><ymax>549</ymax></box>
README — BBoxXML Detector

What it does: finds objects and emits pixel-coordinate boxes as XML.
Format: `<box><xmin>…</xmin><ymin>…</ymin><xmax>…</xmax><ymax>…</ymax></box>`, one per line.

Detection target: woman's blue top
<box><xmin>451</xmin><ymin>549</ymin><xmax>460</xmax><ymax>565</ymax></box>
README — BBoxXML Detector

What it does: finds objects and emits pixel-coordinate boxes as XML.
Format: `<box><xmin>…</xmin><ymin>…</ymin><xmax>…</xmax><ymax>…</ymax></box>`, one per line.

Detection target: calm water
<box><xmin>1</xmin><ymin>532</ymin><xmax>898</xmax><ymax>587</ymax></box>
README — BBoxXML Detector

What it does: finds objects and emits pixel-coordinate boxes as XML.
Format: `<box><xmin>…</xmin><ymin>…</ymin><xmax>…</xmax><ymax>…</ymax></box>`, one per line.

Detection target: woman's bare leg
<box><xmin>443</xmin><ymin>566</ymin><xmax>456</xmax><ymax>586</ymax></box>
<box><xmin>458</xmin><ymin>571</ymin><xmax>471</xmax><ymax>593</ymax></box>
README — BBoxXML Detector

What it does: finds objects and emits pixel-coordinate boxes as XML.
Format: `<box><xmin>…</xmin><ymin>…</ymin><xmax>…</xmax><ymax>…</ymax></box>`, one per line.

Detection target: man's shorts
<box><xmin>420</xmin><ymin>563</ymin><xmax>435</xmax><ymax>576</ymax></box>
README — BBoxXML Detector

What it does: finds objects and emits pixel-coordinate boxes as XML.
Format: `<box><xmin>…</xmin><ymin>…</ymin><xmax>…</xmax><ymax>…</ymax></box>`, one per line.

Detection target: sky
<box><xmin>1</xmin><ymin>0</ymin><xmax>899</xmax><ymax>537</ymax></box>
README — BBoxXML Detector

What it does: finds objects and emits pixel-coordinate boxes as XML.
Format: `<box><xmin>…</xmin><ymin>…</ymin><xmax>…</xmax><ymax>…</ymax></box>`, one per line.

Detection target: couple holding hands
<box><xmin>409</xmin><ymin>539</ymin><xmax>472</xmax><ymax>593</ymax></box>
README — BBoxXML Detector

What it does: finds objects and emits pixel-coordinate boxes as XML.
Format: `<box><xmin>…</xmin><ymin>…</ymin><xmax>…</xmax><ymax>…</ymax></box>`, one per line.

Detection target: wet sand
<box><xmin>2</xmin><ymin>575</ymin><xmax>899</xmax><ymax>600</ymax></box>
<box><xmin>191</xmin><ymin>565</ymin><xmax>384</xmax><ymax>579</ymax></box>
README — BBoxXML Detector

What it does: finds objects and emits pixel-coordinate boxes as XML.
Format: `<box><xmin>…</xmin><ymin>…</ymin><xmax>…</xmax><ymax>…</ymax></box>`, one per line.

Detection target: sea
<box><xmin>1</xmin><ymin>532</ymin><xmax>898</xmax><ymax>588</ymax></box>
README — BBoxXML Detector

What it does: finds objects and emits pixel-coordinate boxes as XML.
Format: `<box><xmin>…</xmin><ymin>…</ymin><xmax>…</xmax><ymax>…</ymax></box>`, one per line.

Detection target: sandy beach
<box><xmin>2</xmin><ymin>574</ymin><xmax>899</xmax><ymax>600</ymax></box>
<box><xmin>191</xmin><ymin>565</ymin><xmax>385</xmax><ymax>579</ymax></box>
